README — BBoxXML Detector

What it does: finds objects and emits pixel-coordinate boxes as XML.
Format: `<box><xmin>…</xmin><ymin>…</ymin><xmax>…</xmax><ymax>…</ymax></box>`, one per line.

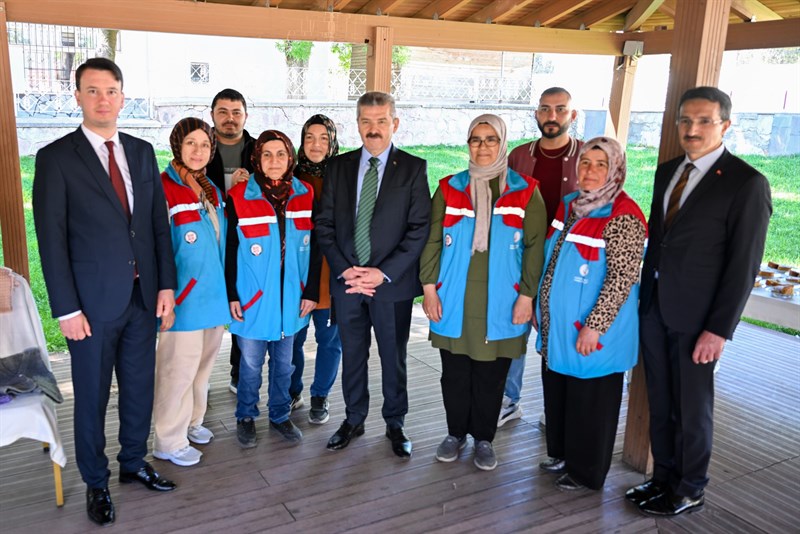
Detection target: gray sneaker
<box><xmin>237</xmin><ymin>417</ymin><xmax>257</xmax><ymax>449</ymax></box>
<box><xmin>270</xmin><ymin>419</ymin><xmax>303</xmax><ymax>443</ymax></box>
<box><xmin>435</xmin><ymin>435</ymin><xmax>467</xmax><ymax>462</ymax></box>
<box><xmin>308</xmin><ymin>396</ymin><xmax>330</xmax><ymax>424</ymax></box>
<box><xmin>290</xmin><ymin>393</ymin><xmax>304</xmax><ymax>411</ymax></box>
<box><xmin>473</xmin><ymin>440</ymin><xmax>498</xmax><ymax>471</ymax></box>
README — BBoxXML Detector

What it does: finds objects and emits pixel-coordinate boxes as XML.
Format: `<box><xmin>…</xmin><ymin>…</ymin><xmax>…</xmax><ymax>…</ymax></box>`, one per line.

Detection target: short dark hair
<box><xmin>212</xmin><ymin>88</ymin><xmax>247</xmax><ymax>113</ymax></box>
<box><xmin>75</xmin><ymin>57</ymin><xmax>123</xmax><ymax>90</ymax></box>
<box><xmin>357</xmin><ymin>91</ymin><xmax>396</xmax><ymax>118</ymax></box>
<box><xmin>679</xmin><ymin>86</ymin><xmax>732</xmax><ymax>121</ymax></box>
<box><xmin>540</xmin><ymin>87</ymin><xmax>572</xmax><ymax>101</ymax></box>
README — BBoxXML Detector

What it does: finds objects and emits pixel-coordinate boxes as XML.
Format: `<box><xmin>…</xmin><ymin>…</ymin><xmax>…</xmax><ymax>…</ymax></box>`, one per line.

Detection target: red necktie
<box><xmin>105</xmin><ymin>141</ymin><xmax>131</xmax><ymax>221</ymax></box>
<box><xmin>664</xmin><ymin>163</ymin><xmax>694</xmax><ymax>230</ymax></box>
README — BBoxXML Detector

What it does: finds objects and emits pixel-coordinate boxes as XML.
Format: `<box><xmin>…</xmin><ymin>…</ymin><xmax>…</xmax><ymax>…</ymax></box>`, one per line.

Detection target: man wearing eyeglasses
<box><xmin>497</xmin><ymin>87</ymin><xmax>584</xmax><ymax>434</ymax></box>
<box><xmin>628</xmin><ymin>86</ymin><xmax>772</xmax><ymax>516</ymax></box>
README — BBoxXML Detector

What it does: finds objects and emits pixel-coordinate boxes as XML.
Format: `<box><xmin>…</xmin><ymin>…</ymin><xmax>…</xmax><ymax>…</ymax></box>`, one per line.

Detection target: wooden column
<box><xmin>622</xmin><ymin>0</ymin><xmax>731</xmax><ymax>474</ymax></box>
<box><xmin>606</xmin><ymin>55</ymin><xmax>638</xmax><ymax>146</ymax></box>
<box><xmin>657</xmin><ymin>0</ymin><xmax>731</xmax><ymax>164</ymax></box>
<box><xmin>0</xmin><ymin>2</ymin><xmax>30</xmax><ymax>280</ymax></box>
<box><xmin>366</xmin><ymin>25</ymin><xmax>393</xmax><ymax>93</ymax></box>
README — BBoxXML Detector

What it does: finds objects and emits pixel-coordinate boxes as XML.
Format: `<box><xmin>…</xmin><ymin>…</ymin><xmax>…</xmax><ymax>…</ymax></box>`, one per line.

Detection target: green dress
<box><xmin>419</xmin><ymin>175</ymin><xmax>546</xmax><ymax>361</ymax></box>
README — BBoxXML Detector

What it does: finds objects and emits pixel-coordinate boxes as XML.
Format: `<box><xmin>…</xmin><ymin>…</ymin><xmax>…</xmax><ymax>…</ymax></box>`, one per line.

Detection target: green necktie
<box><xmin>354</xmin><ymin>157</ymin><xmax>379</xmax><ymax>265</ymax></box>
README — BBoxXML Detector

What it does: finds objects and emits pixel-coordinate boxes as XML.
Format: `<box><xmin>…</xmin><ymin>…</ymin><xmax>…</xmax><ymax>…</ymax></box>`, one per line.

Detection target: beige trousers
<box><xmin>153</xmin><ymin>326</ymin><xmax>224</xmax><ymax>453</ymax></box>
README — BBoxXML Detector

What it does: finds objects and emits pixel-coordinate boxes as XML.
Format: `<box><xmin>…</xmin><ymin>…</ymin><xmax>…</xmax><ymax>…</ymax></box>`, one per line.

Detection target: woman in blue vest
<box><xmin>225</xmin><ymin>130</ymin><xmax>320</xmax><ymax>448</ymax></box>
<box><xmin>420</xmin><ymin>114</ymin><xmax>547</xmax><ymax>470</ymax></box>
<box><xmin>535</xmin><ymin>136</ymin><xmax>647</xmax><ymax>491</ymax></box>
<box><xmin>153</xmin><ymin>118</ymin><xmax>230</xmax><ymax>467</ymax></box>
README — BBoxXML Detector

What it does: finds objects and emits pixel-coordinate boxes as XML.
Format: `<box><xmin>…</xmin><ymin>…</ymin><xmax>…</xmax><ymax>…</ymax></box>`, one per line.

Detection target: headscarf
<box><xmin>467</xmin><ymin>113</ymin><xmax>508</xmax><ymax>254</ymax></box>
<box><xmin>296</xmin><ymin>114</ymin><xmax>339</xmax><ymax>177</ymax></box>
<box><xmin>571</xmin><ymin>136</ymin><xmax>627</xmax><ymax>218</ymax></box>
<box><xmin>169</xmin><ymin>117</ymin><xmax>218</xmax><ymax>205</ymax></box>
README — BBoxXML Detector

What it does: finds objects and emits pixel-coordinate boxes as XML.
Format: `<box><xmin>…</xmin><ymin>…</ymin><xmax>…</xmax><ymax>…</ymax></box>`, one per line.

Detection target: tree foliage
<box><xmin>331</xmin><ymin>43</ymin><xmax>411</xmax><ymax>71</ymax></box>
<box><xmin>276</xmin><ymin>40</ymin><xmax>314</xmax><ymax>66</ymax></box>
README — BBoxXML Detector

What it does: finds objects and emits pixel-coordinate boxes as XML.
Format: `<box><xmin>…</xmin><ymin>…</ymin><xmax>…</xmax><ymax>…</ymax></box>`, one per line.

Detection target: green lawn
<box><xmin>5</xmin><ymin>145</ymin><xmax>799</xmax><ymax>351</ymax></box>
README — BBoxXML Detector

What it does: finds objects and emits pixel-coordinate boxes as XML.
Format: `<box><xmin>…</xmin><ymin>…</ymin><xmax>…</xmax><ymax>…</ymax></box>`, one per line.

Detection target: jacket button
<box><xmin>130</xmin><ymin>230</ymin><xmax>136</xmax><ymax>238</ymax></box>
<box><xmin>563</xmin><ymin>177</ymin><xmax>568</xmax><ymax>181</ymax></box>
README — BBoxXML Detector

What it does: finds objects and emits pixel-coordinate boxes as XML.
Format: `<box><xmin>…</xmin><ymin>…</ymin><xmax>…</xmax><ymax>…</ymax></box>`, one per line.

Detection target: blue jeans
<box><xmin>235</xmin><ymin>335</ymin><xmax>294</xmax><ymax>423</ymax></box>
<box><xmin>504</xmin><ymin>352</ymin><xmax>525</xmax><ymax>403</ymax></box>
<box><xmin>290</xmin><ymin>308</ymin><xmax>342</xmax><ymax>398</ymax></box>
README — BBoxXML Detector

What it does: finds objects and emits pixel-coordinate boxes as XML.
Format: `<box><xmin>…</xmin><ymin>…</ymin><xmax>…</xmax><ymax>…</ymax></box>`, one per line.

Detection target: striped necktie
<box><xmin>664</xmin><ymin>162</ymin><xmax>694</xmax><ymax>230</ymax></box>
<box><xmin>354</xmin><ymin>157</ymin><xmax>380</xmax><ymax>265</ymax></box>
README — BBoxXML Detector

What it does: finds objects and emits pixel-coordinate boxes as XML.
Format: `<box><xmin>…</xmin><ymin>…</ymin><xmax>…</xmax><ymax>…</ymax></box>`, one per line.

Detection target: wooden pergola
<box><xmin>0</xmin><ymin>0</ymin><xmax>798</xmax><ymax>474</ymax></box>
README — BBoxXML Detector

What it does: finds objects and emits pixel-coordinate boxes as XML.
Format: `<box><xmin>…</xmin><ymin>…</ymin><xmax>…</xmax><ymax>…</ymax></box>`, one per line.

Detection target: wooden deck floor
<box><xmin>2</xmin><ymin>305</ymin><xmax>799</xmax><ymax>533</ymax></box>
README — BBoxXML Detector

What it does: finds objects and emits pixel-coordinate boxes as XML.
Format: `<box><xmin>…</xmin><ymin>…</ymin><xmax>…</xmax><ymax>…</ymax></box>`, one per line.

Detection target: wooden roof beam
<box><xmin>465</xmin><ymin>0</ymin><xmax>537</xmax><ymax>24</ymax></box>
<box><xmin>512</xmin><ymin>0</ymin><xmax>593</xmax><ymax>27</ymax></box>
<box><xmin>358</xmin><ymin>0</ymin><xmax>409</xmax><ymax>15</ymax></box>
<box><xmin>334</xmin><ymin>0</ymin><xmax>354</xmax><ymax>10</ymax></box>
<box><xmin>730</xmin><ymin>0</ymin><xmax>782</xmax><ymax>22</ymax></box>
<box><xmin>556</xmin><ymin>0</ymin><xmax>635</xmax><ymax>30</ymax></box>
<box><xmin>413</xmin><ymin>0</ymin><xmax>472</xmax><ymax>20</ymax></box>
<box><xmin>624</xmin><ymin>0</ymin><xmax>664</xmax><ymax>32</ymax></box>
<box><xmin>657</xmin><ymin>0</ymin><xmax>676</xmax><ymax>19</ymax></box>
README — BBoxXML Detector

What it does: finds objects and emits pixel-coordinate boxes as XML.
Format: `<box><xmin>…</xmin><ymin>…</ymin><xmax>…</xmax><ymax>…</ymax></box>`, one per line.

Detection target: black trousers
<box><xmin>68</xmin><ymin>282</ymin><xmax>156</xmax><ymax>488</ymax></box>
<box><xmin>230</xmin><ymin>333</ymin><xmax>241</xmax><ymax>381</ymax></box>
<box><xmin>542</xmin><ymin>359</ymin><xmax>624</xmax><ymax>490</ymax></box>
<box><xmin>640</xmin><ymin>287</ymin><xmax>715</xmax><ymax>498</ymax></box>
<box><xmin>440</xmin><ymin>350</ymin><xmax>512</xmax><ymax>443</ymax></box>
<box><xmin>334</xmin><ymin>295</ymin><xmax>412</xmax><ymax>427</ymax></box>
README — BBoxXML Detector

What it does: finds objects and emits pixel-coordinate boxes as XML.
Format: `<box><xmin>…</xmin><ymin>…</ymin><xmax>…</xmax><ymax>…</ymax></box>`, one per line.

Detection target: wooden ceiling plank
<box><xmin>730</xmin><ymin>0</ymin><xmax>782</xmax><ymax>22</ymax></box>
<box><xmin>3</xmin><ymin>0</ymin><xmax>629</xmax><ymax>54</ymax></box>
<box><xmin>358</xmin><ymin>0</ymin><xmax>409</xmax><ymax>15</ymax></box>
<box><xmin>513</xmin><ymin>0</ymin><xmax>593</xmax><ymax>27</ymax></box>
<box><xmin>413</xmin><ymin>0</ymin><xmax>472</xmax><ymax>20</ymax></box>
<box><xmin>556</xmin><ymin>0</ymin><xmax>635</xmax><ymax>30</ymax></box>
<box><xmin>333</xmin><ymin>0</ymin><xmax>353</xmax><ymax>10</ymax></box>
<box><xmin>624</xmin><ymin>0</ymin><xmax>664</xmax><ymax>31</ymax></box>
<box><xmin>465</xmin><ymin>0</ymin><xmax>536</xmax><ymax>24</ymax></box>
<box><xmin>657</xmin><ymin>0</ymin><xmax>676</xmax><ymax>18</ymax></box>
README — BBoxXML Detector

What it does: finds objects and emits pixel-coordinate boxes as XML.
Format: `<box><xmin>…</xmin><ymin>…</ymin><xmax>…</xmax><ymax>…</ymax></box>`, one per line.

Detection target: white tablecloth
<box><xmin>0</xmin><ymin>393</ymin><xmax>67</xmax><ymax>467</ymax></box>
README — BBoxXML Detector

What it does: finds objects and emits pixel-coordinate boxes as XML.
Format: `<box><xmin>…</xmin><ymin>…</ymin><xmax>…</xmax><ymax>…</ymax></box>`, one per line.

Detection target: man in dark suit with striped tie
<box><xmin>33</xmin><ymin>58</ymin><xmax>178</xmax><ymax>526</ymax></box>
<box><xmin>626</xmin><ymin>87</ymin><xmax>772</xmax><ymax>516</ymax></box>
<box><xmin>316</xmin><ymin>91</ymin><xmax>431</xmax><ymax>458</ymax></box>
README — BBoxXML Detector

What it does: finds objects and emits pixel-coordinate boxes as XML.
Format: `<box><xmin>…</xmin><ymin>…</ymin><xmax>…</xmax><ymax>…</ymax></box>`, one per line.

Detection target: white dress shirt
<box><xmin>662</xmin><ymin>143</ymin><xmax>726</xmax><ymax>216</ymax></box>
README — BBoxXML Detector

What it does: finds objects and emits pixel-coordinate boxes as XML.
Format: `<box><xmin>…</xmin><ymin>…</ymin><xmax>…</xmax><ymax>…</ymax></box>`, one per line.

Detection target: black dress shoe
<box><xmin>625</xmin><ymin>479</ymin><xmax>667</xmax><ymax>505</ymax></box>
<box><xmin>385</xmin><ymin>425</ymin><xmax>412</xmax><ymax>458</ymax></box>
<box><xmin>639</xmin><ymin>491</ymin><xmax>704</xmax><ymax>516</ymax></box>
<box><xmin>86</xmin><ymin>487</ymin><xmax>115</xmax><ymax>526</ymax></box>
<box><xmin>555</xmin><ymin>473</ymin><xmax>585</xmax><ymax>491</ymax></box>
<box><xmin>327</xmin><ymin>420</ymin><xmax>365</xmax><ymax>450</ymax></box>
<box><xmin>119</xmin><ymin>462</ymin><xmax>177</xmax><ymax>491</ymax></box>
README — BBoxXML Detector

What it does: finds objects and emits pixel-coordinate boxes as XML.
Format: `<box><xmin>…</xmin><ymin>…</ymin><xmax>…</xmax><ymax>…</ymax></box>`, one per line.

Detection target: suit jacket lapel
<box><xmin>653</xmin><ymin>158</ymin><xmax>681</xmax><ymax>236</ymax></box>
<box><xmin>345</xmin><ymin>150</ymin><xmax>360</xmax><ymax>227</ymax></box>
<box><xmin>669</xmin><ymin>150</ymin><xmax>730</xmax><ymax>230</ymax></box>
<box><xmin>373</xmin><ymin>145</ymin><xmax>398</xmax><ymax>216</ymax></box>
<box><xmin>120</xmin><ymin>133</ymin><xmax>138</xmax><ymax>221</ymax></box>
<box><xmin>73</xmin><ymin>128</ymin><xmax>129</xmax><ymax>222</ymax></box>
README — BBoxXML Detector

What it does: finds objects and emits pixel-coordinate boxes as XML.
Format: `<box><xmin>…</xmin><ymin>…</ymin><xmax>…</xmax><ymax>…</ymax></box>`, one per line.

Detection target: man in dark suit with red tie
<box><xmin>316</xmin><ymin>91</ymin><xmax>431</xmax><ymax>458</ymax></box>
<box><xmin>33</xmin><ymin>58</ymin><xmax>178</xmax><ymax>526</ymax></box>
<box><xmin>626</xmin><ymin>87</ymin><xmax>772</xmax><ymax>516</ymax></box>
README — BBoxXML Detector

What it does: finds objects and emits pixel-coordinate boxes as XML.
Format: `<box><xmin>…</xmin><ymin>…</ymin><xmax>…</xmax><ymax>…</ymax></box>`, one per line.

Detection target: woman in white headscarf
<box><xmin>420</xmin><ymin>114</ymin><xmax>547</xmax><ymax>471</ymax></box>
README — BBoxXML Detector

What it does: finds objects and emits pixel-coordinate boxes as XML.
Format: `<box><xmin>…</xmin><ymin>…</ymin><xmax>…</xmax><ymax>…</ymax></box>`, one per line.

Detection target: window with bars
<box><xmin>190</xmin><ymin>62</ymin><xmax>210</xmax><ymax>84</ymax></box>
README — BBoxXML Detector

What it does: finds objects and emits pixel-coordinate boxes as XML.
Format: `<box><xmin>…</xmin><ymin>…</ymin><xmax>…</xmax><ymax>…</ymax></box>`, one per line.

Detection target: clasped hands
<box><xmin>343</xmin><ymin>266</ymin><xmax>385</xmax><ymax>296</ymax></box>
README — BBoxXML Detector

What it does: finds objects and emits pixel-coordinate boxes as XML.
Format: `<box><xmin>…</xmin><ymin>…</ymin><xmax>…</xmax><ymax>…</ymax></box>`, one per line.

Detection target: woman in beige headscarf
<box><xmin>420</xmin><ymin>114</ymin><xmax>547</xmax><ymax>471</ymax></box>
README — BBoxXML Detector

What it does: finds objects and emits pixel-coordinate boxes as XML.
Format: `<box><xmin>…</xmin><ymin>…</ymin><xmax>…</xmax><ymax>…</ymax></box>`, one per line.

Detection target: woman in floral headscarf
<box><xmin>153</xmin><ymin>117</ymin><xmax>230</xmax><ymax>467</ymax></box>
<box><xmin>288</xmin><ymin>115</ymin><xmax>342</xmax><ymax>425</ymax></box>
<box><xmin>420</xmin><ymin>114</ymin><xmax>547</xmax><ymax>471</ymax></box>
<box><xmin>225</xmin><ymin>130</ymin><xmax>321</xmax><ymax>448</ymax></box>
<box><xmin>535</xmin><ymin>136</ymin><xmax>647</xmax><ymax>491</ymax></box>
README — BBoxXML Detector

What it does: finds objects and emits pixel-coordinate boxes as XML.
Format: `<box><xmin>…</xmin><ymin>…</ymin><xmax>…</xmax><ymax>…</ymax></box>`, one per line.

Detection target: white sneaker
<box><xmin>153</xmin><ymin>445</ymin><xmax>202</xmax><ymax>467</ymax></box>
<box><xmin>187</xmin><ymin>425</ymin><xmax>214</xmax><ymax>445</ymax></box>
<box><xmin>497</xmin><ymin>400</ymin><xmax>523</xmax><ymax>428</ymax></box>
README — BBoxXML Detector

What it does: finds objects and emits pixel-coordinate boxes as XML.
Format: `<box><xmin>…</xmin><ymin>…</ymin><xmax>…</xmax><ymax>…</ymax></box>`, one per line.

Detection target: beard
<box><xmin>537</xmin><ymin>119</ymin><xmax>571</xmax><ymax>139</ymax></box>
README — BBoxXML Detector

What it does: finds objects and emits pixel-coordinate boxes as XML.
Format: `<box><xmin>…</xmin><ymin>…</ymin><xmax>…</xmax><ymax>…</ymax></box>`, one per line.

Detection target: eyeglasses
<box><xmin>468</xmin><ymin>136</ymin><xmax>500</xmax><ymax>147</ymax></box>
<box><xmin>675</xmin><ymin>117</ymin><xmax>725</xmax><ymax>128</ymax></box>
<box><xmin>536</xmin><ymin>106</ymin><xmax>570</xmax><ymax>116</ymax></box>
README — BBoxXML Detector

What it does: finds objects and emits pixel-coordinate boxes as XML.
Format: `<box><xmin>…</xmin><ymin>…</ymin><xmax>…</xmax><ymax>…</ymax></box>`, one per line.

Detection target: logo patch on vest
<box><xmin>444</xmin><ymin>234</ymin><xmax>453</xmax><ymax>247</ymax></box>
<box><xmin>250</xmin><ymin>243</ymin><xmax>263</xmax><ymax>256</ymax></box>
<box><xmin>184</xmin><ymin>231</ymin><xmax>197</xmax><ymax>244</ymax></box>
<box><xmin>574</xmin><ymin>263</ymin><xmax>589</xmax><ymax>284</ymax></box>
<box><xmin>513</xmin><ymin>231</ymin><xmax>521</xmax><ymax>243</ymax></box>
<box><xmin>303</xmin><ymin>234</ymin><xmax>310</xmax><ymax>246</ymax></box>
